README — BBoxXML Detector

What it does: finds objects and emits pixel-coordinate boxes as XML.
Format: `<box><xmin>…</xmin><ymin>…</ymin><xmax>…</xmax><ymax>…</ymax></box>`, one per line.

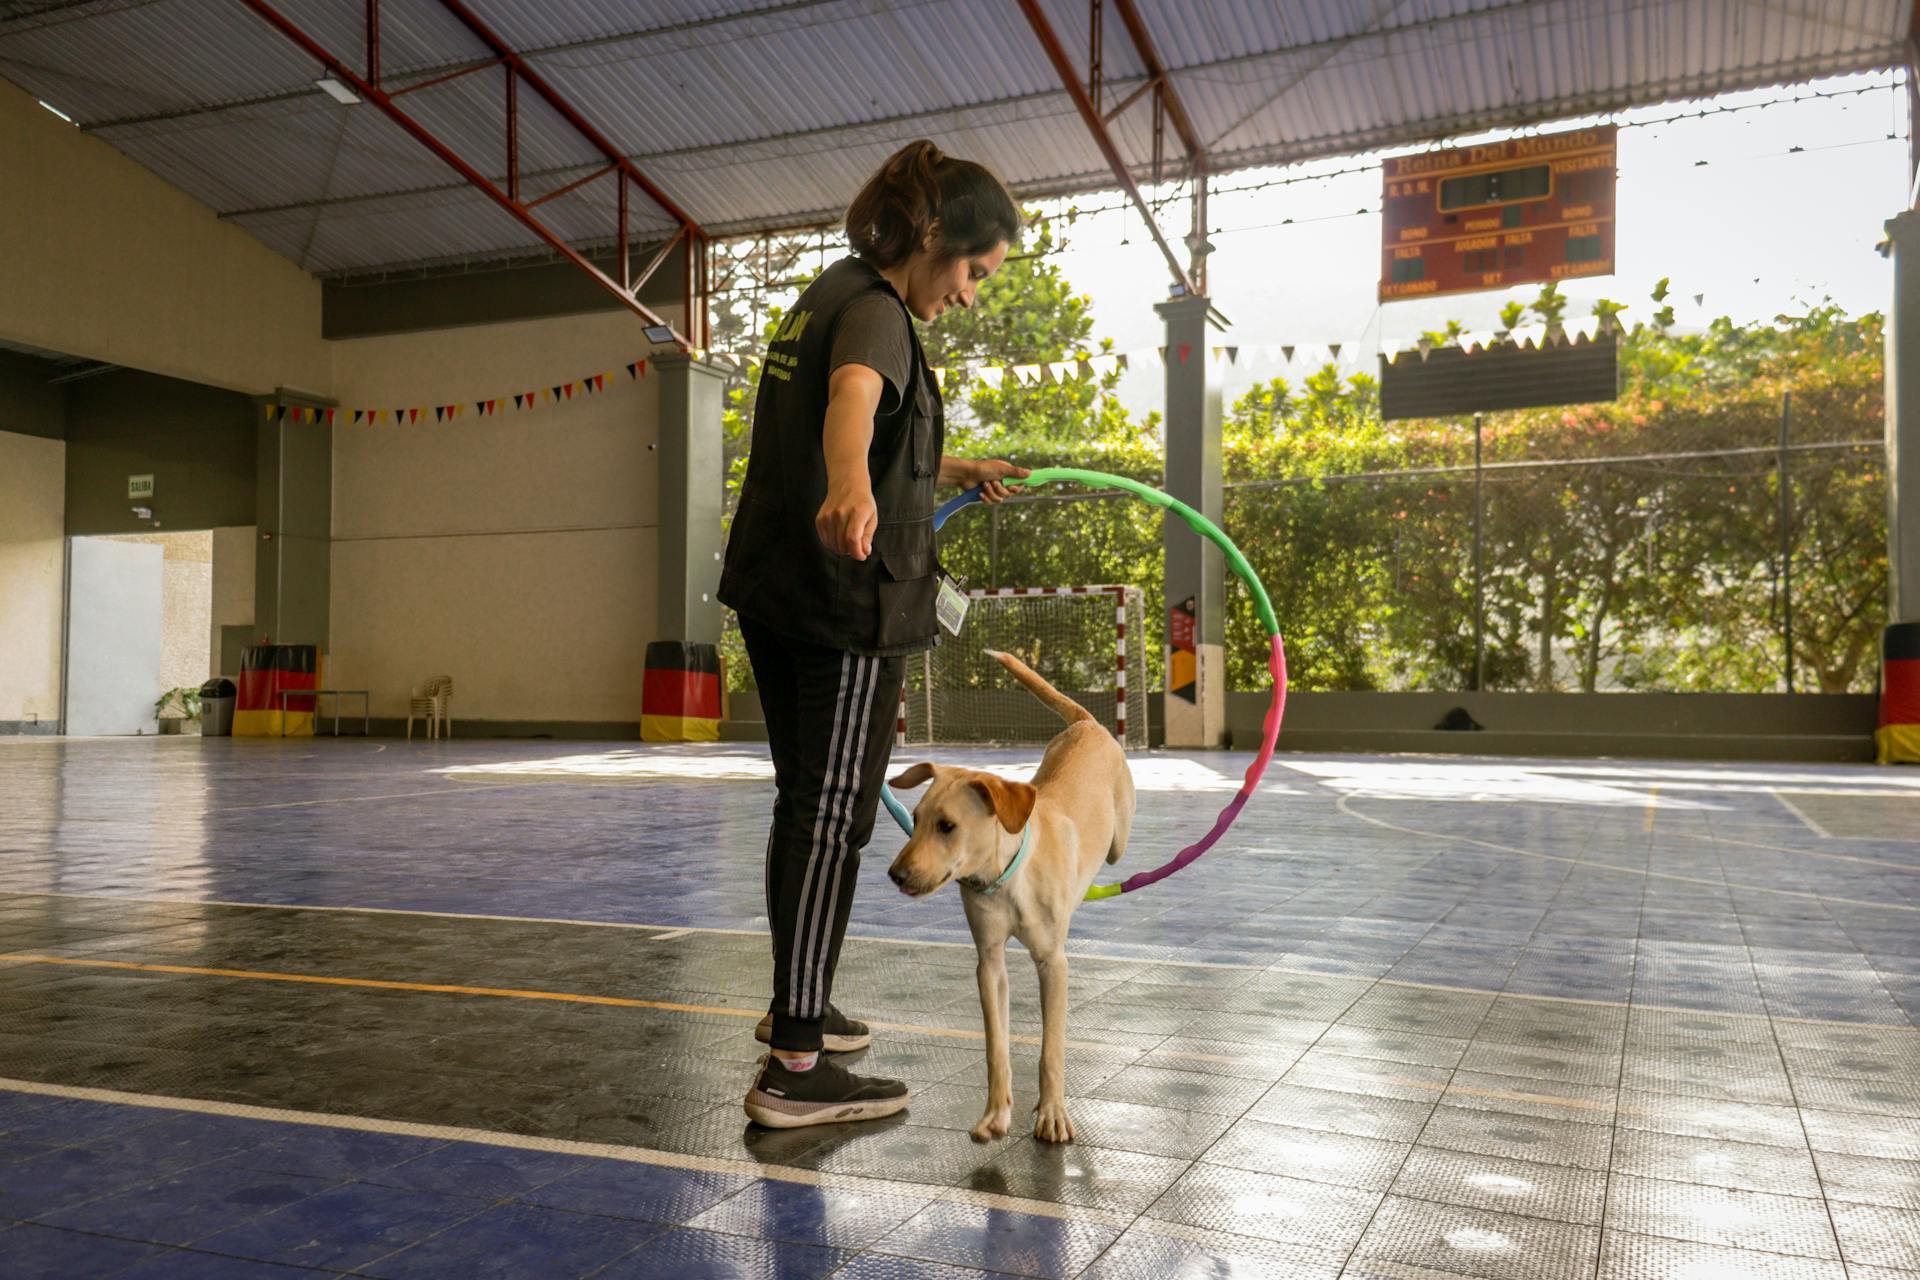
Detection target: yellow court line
<box><xmin>0</xmin><ymin>954</ymin><xmax>1696</xmax><ymax>1118</ymax></box>
<box><xmin>0</xmin><ymin>953</ymin><xmax>1161</xmax><ymax>1057</ymax></box>
<box><xmin>1644</xmin><ymin>785</ymin><xmax>1659</xmax><ymax>834</ymax></box>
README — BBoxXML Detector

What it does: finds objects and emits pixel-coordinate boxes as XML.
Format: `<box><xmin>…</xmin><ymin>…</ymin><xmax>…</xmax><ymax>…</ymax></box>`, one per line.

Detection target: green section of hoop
<box><xmin>1010</xmin><ymin>467</ymin><xmax>1279</xmax><ymax>637</ymax></box>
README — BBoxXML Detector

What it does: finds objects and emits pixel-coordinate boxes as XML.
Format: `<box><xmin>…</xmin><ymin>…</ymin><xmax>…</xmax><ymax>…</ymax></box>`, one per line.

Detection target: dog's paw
<box><xmin>1033</xmin><ymin>1099</ymin><xmax>1075</xmax><ymax>1144</ymax></box>
<box><xmin>969</xmin><ymin>1105</ymin><xmax>1012</xmax><ymax>1143</ymax></box>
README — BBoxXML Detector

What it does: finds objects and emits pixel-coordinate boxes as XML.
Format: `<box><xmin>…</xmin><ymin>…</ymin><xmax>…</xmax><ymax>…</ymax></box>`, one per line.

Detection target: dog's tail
<box><xmin>984</xmin><ymin>650</ymin><xmax>1095</xmax><ymax>726</ymax></box>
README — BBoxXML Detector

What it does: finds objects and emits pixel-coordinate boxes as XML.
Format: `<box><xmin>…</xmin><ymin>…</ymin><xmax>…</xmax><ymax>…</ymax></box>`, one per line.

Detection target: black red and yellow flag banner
<box><xmin>263</xmin><ymin>361</ymin><xmax>649</xmax><ymax>426</ymax></box>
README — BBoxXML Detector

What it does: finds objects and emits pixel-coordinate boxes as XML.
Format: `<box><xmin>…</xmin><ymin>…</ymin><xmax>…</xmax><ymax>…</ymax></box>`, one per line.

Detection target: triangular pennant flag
<box><xmin>1048</xmin><ymin>360</ymin><xmax>1073</xmax><ymax>382</ymax></box>
<box><xmin>597</xmin><ymin>374</ymin><xmax>608</xmax><ymax>391</ymax></box>
<box><xmin>1011</xmin><ymin>364</ymin><xmax>1038</xmax><ymax>385</ymax></box>
<box><xmin>406</xmin><ymin>408</ymin><xmax>417</xmax><ymax>424</ymax></box>
<box><xmin>515</xmin><ymin>394</ymin><xmax>525</xmax><ymax>410</ymax></box>
<box><xmin>352</xmin><ymin>409</ymin><xmax>362</xmax><ymax>424</ymax></box>
<box><xmin>1210</xmin><ymin>347</ymin><xmax>1224</xmax><ymax>361</ymax></box>
<box><xmin>276</xmin><ymin>406</ymin><xmax>288</xmax><ymax>422</ymax></box>
<box><xmin>436</xmin><ymin>407</ymin><xmax>445</xmax><ymax>423</ymax></box>
<box><xmin>1381</xmin><ymin>339</ymin><xmax>1403</xmax><ymax>362</ymax></box>
<box><xmin>1225</xmin><ymin>346</ymin><xmax>1239</xmax><ymax>364</ymax></box>
<box><xmin>977</xmin><ymin>367</ymin><xmax>1004</xmax><ymax>390</ymax></box>
<box><xmin>1116</xmin><ymin>353</ymin><xmax>1129</xmax><ymax>371</ymax></box>
<box><xmin>263</xmin><ymin>404</ymin><xmax>274</xmax><ymax>422</ymax></box>
<box><xmin>1157</xmin><ymin>346</ymin><xmax>1168</xmax><ymax>363</ymax></box>
<box><xmin>931</xmin><ymin>368</ymin><xmax>947</xmax><ymax>391</ymax></box>
<box><xmin>1178</xmin><ymin>343</ymin><xmax>1192</xmax><ymax>365</ymax></box>
<box><xmin>625</xmin><ymin>363</ymin><xmax>636</xmax><ymax>379</ymax></box>
<box><xmin>563</xmin><ymin>383</ymin><xmax>574</xmax><ymax>400</ymax></box>
<box><xmin>1327</xmin><ymin>342</ymin><xmax>1343</xmax><ymax>360</ymax></box>
<box><xmin>551</xmin><ymin>386</ymin><xmax>561</xmax><ymax>401</ymax></box>
<box><xmin>325</xmin><ymin>409</ymin><xmax>335</xmax><ymax>426</ymax></box>
<box><xmin>636</xmin><ymin>360</ymin><xmax>647</xmax><ymax>378</ymax></box>
<box><xmin>1281</xmin><ymin>345</ymin><xmax>1296</xmax><ymax>362</ymax></box>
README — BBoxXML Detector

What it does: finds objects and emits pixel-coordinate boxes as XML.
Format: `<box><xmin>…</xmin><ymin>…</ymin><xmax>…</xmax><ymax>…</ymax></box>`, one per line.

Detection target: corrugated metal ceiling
<box><xmin>0</xmin><ymin>0</ymin><xmax>1905</xmax><ymax>278</ymax></box>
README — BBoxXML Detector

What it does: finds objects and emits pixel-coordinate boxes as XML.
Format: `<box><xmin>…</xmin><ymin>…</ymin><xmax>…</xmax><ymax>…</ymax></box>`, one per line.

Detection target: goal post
<box><xmin>900</xmin><ymin>585</ymin><xmax>1148</xmax><ymax>750</ymax></box>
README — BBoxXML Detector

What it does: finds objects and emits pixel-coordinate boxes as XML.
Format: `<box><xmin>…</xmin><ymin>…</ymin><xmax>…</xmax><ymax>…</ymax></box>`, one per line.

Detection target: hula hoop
<box><xmin>881</xmin><ymin>466</ymin><xmax>1287</xmax><ymax>901</ymax></box>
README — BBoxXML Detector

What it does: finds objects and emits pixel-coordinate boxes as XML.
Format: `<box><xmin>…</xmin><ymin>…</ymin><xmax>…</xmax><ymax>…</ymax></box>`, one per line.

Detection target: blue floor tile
<box><xmin>33</xmin><ymin>1162</ymin><xmax>337</xmax><ymax>1245</ymax></box>
<box><xmin>362</xmin><ymin>1141</ymin><xmax>588</xmax><ymax>1201</ymax></box>
<box><xmin>357</xmin><ymin>1201</ymin><xmax>666</xmax><ymax>1279</ymax></box>
<box><xmin>0</xmin><ymin>1220</ymin><xmax>168</xmax><ymax>1279</ymax></box>
<box><xmin>192</xmin><ymin>1182</ymin><xmax>484</xmax><ymax>1271</ymax></box>
<box><xmin>589</xmin><ymin>1227</ymin><xmax>847</xmax><ymax>1279</ymax></box>
<box><xmin>521</xmin><ymin>1160</ymin><xmax>751</xmax><ymax>1226</ymax></box>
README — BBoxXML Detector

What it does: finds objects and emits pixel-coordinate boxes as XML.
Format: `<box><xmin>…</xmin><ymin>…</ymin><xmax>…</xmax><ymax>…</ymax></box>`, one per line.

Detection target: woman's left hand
<box><xmin>969</xmin><ymin>458</ymin><xmax>1030</xmax><ymax>503</ymax></box>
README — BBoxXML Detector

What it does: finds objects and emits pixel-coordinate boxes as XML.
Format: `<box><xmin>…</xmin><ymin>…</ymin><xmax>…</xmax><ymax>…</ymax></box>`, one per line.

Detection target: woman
<box><xmin>719</xmin><ymin>140</ymin><xmax>1025</xmax><ymax>1128</ymax></box>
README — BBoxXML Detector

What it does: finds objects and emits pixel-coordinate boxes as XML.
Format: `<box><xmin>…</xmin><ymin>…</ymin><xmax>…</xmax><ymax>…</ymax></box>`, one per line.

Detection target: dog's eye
<box><xmin>936</xmin><ymin>818</ymin><xmax>956</xmax><ymax>834</ymax></box>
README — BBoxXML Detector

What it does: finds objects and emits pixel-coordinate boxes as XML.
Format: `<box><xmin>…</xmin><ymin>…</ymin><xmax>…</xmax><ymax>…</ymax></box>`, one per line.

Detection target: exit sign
<box><xmin>128</xmin><ymin>474</ymin><xmax>154</xmax><ymax>499</ymax></box>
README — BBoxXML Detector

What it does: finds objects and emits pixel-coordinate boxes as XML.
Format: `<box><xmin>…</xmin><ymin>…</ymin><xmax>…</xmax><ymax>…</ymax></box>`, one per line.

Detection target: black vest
<box><xmin>718</xmin><ymin>257</ymin><xmax>946</xmax><ymax>655</ymax></box>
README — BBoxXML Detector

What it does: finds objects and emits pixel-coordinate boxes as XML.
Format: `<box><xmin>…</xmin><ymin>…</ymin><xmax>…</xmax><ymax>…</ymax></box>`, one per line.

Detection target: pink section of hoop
<box><xmin>1116</xmin><ymin>632</ymin><xmax>1287</xmax><ymax>894</ymax></box>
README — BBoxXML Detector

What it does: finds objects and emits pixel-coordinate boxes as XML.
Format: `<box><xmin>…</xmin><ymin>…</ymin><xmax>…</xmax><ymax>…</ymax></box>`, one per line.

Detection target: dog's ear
<box><xmin>969</xmin><ymin>775</ymin><xmax>1038</xmax><ymax>834</ymax></box>
<box><xmin>890</xmin><ymin>762</ymin><xmax>937</xmax><ymax>790</ymax></box>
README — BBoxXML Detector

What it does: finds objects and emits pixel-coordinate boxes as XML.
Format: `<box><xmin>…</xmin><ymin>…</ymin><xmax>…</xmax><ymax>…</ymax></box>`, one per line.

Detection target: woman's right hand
<box><xmin>817</xmin><ymin>482</ymin><xmax>879</xmax><ymax>560</ymax></box>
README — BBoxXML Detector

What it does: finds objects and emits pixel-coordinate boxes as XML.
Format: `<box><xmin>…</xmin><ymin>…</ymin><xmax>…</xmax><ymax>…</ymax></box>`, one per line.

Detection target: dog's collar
<box><xmin>962</xmin><ymin>825</ymin><xmax>1032</xmax><ymax>896</ymax></box>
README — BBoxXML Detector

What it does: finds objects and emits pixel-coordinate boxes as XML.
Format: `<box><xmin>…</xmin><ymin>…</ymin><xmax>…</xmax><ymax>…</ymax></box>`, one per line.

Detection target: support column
<box><xmin>254</xmin><ymin>404</ymin><xmax>330</xmax><ymax>648</ymax></box>
<box><xmin>653</xmin><ymin>353</ymin><xmax>726</xmax><ymax>645</ymax></box>
<box><xmin>1157</xmin><ymin>292</ymin><xmax>1226</xmax><ymax>747</ymax></box>
<box><xmin>1886</xmin><ymin>211</ymin><xmax>1920</xmax><ymax>624</ymax></box>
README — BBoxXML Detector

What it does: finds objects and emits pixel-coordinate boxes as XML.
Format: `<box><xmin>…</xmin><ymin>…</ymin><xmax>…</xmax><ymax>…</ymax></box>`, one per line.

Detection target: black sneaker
<box><xmin>743</xmin><ymin>1055</ymin><xmax>909</xmax><ymax>1129</ymax></box>
<box><xmin>754</xmin><ymin>1003</ymin><xmax>872</xmax><ymax>1053</ymax></box>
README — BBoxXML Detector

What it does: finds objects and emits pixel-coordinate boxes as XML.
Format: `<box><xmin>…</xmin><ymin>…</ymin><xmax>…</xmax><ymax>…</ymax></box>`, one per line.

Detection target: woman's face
<box><xmin>901</xmin><ymin>237</ymin><xmax>1008</xmax><ymax>323</ymax></box>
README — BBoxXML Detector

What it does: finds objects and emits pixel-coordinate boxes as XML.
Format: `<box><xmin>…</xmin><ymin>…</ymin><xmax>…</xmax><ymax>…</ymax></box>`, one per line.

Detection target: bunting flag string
<box><xmin>271</xmin><ymin>316</ymin><xmax>1645</xmax><ymax>427</ymax></box>
<box><xmin>262</xmin><ymin>358</ymin><xmax>649</xmax><ymax>428</ymax></box>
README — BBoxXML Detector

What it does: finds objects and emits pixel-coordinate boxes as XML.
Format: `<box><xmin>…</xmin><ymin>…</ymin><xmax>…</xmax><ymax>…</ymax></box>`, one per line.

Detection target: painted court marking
<box><xmin>0</xmin><ymin>1075</ymin><xmax>1135</xmax><ymax>1230</ymax></box>
<box><xmin>1336</xmin><ymin>793</ymin><xmax>1920</xmax><ymax>914</ymax></box>
<box><xmin>5</xmin><ymin>891</ymin><xmax>1914</xmax><ymax>1033</ymax></box>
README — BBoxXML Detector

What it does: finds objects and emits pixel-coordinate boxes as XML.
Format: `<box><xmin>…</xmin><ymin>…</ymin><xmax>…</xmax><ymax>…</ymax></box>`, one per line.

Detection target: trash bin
<box><xmin>199</xmin><ymin>678</ymin><xmax>237</xmax><ymax>737</ymax></box>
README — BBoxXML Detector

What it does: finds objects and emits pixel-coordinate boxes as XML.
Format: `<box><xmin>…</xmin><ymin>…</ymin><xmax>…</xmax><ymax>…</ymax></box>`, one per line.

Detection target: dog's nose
<box><xmin>888</xmin><ymin>865</ymin><xmax>907</xmax><ymax>887</ymax></box>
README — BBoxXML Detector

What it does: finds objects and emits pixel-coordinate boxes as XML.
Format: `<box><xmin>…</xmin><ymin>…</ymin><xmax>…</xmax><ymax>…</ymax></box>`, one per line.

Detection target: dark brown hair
<box><xmin>845</xmin><ymin>140</ymin><xmax>1021</xmax><ymax>268</ymax></box>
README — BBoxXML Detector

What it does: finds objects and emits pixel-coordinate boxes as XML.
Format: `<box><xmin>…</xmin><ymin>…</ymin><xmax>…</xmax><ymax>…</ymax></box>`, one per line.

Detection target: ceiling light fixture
<box><xmin>315</xmin><ymin>77</ymin><xmax>361</xmax><ymax>106</ymax></box>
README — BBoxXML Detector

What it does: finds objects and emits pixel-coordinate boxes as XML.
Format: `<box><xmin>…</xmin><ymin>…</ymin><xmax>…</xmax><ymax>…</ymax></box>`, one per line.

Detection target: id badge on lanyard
<box><xmin>935</xmin><ymin>573</ymin><xmax>969</xmax><ymax>636</ymax></box>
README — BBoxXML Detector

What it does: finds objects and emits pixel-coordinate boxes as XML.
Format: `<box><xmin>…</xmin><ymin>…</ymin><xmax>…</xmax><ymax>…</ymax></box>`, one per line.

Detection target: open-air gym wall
<box><xmin>326</xmin><ymin>311</ymin><xmax>670</xmax><ymax>731</ymax></box>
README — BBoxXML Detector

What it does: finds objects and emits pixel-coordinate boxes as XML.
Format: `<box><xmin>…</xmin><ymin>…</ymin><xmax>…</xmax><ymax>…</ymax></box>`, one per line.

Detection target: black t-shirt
<box><xmin>831</xmin><ymin>292</ymin><xmax>918</xmax><ymax>417</ymax></box>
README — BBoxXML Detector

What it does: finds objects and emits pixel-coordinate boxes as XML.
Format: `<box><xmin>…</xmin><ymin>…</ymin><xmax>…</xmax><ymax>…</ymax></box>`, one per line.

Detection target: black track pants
<box><xmin>740</xmin><ymin>616</ymin><xmax>906</xmax><ymax>1052</ymax></box>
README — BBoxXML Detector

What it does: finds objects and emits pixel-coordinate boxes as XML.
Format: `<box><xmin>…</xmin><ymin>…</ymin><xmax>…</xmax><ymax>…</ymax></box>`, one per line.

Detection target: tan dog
<box><xmin>887</xmin><ymin>650</ymin><xmax>1136</xmax><ymax>1143</ymax></box>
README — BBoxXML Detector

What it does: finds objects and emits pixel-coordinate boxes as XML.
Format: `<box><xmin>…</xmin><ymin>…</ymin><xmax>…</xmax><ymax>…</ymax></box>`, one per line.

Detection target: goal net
<box><xmin>900</xmin><ymin>586</ymin><xmax>1148</xmax><ymax>750</ymax></box>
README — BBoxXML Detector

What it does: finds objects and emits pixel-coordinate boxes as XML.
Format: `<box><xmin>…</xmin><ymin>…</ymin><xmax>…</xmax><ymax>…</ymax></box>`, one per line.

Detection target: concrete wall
<box><xmin>0</xmin><ymin>430</ymin><xmax>66</xmax><ymax>731</ymax></box>
<box><xmin>1230</xmin><ymin>690</ymin><xmax>1880</xmax><ymax>762</ymax></box>
<box><xmin>64</xmin><ymin>370</ymin><xmax>257</xmax><ymax>535</ymax></box>
<box><xmin>328</xmin><ymin>311</ymin><xmax>664</xmax><ymax>725</ymax></box>
<box><xmin>0</xmin><ymin>78</ymin><xmax>328</xmax><ymax>396</ymax></box>
<box><xmin>0</xmin><ymin>351</ymin><xmax>64</xmax><ymax>441</ymax></box>
<box><xmin>211</xmin><ymin>525</ymin><xmax>256</xmax><ymax>675</ymax></box>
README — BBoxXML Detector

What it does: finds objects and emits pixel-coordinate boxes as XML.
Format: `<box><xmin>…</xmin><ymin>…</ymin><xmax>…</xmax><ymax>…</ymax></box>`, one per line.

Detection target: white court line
<box><xmin>1772</xmin><ymin>789</ymin><xmax>1837</xmax><ymax>839</ymax></box>
<box><xmin>0</xmin><ymin>1076</ymin><xmax>1132</xmax><ymax>1228</ymax></box>
<box><xmin>1336</xmin><ymin>793</ymin><xmax>1920</xmax><ymax>915</ymax></box>
<box><xmin>647</xmin><ymin>928</ymin><xmax>694</xmax><ymax>942</ymax></box>
<box><xmin>4</xmin><ymin>891</ymin><xmax>1915</xmax><ymax>1032</ymax></box>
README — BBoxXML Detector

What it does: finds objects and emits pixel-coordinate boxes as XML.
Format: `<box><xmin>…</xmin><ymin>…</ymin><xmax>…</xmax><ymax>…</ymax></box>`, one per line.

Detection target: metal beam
<box><xmin>1017</xmin><ymin>0</ymin><xmax>1191</xmax><ymax>294</ymax></box>
<box><xmin>239</xmin><ymin>0</ymin><xmax>703</xmax><ymax>346</ymax></box>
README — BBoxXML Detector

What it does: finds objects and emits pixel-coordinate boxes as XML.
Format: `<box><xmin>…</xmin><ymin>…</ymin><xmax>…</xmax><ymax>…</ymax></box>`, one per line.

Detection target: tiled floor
<box><xmin>0</xmin><ymin>736</ymin><xmax>1917</xmax><ymax>1277</ymax></box>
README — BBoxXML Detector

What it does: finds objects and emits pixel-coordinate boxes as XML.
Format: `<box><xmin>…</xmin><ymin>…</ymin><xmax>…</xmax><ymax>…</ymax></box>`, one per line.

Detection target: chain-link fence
<box><xmin>722</xmin><ymin>394</ymin><xmax>1885</xmax><ymax>697</ymax></box>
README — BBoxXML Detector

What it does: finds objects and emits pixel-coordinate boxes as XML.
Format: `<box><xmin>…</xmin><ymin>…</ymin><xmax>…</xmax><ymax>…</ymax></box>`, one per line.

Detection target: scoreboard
<box><xmin>1379</xmin><ymin>125</ymin><xmax>1616</xmax><ymax>302</ymax></box>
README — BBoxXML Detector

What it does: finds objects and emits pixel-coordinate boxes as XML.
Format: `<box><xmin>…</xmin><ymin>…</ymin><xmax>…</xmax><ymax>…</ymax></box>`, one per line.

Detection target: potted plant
<box><xmin>154</xmin><ymin>686</ymin><xmax>202</xmax><ymax>735</ymax></box>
